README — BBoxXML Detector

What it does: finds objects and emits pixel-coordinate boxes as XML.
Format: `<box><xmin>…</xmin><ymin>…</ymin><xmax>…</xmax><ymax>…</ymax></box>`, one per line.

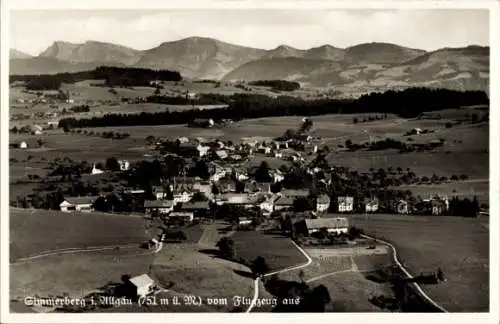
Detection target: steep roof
<box><xmin>281</xmin><ymin>189</ymin><xmax>310</xmax><ymax>197</ymax></box>
<box><xmin>144</xmin><ymin>200</ymin><xmax>175</xmax><ymax>208</ymax></box>
<box><xmin>129</xmin><ymin>274</ymin><xmax>154</xmax><ymax>288</ymax></box>
<box><xmin>180</xmin><ymin>201</ymin><xmax>210</xmax><ymax>210</ymax></box>
<box><xmin>304</xmin><ymin>217</ymin><xmax>349</xmax><ymax>230</ymax></box>
<box><xmin>61</xmin><ymin>196</ymin><xmax>99</xmax><ymax>206</ymax></box>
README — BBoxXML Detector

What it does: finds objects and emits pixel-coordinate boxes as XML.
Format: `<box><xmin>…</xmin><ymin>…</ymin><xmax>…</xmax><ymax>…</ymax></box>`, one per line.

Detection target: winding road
<box><xmin>245</xmin><ymin>240</ymin><xmax>312</xmax><ymax>313</ymax></box>
<box><xmin>245</xmin><ymin>235</ymin><xmax>448</xmax><ymax>313</ymax></box>
<box><xmin>360</xmin><ymin>234</ymin><xmax>448</xmax><ymax>313</ymax></box>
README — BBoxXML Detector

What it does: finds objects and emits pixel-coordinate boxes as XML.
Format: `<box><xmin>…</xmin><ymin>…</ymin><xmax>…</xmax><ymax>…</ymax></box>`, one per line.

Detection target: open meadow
<box><xmin>231</xmin><ymin>231</ymin><xmax>308</xmax><ymax>272</ymax></box>
<box><xmin>351</xmin><ymin>214</ymin><xmax>489</xmax><ymax>312</ymax></box>
<box><xmin>275</xmin><ymin>244</ymin><xmax>395</xmax><ymax>312</ymax></box>
<box><xmin>9</xmin><ymin>208</ymin><xmax>151</xmax><ymax>262</ymax></box>
<box><xmin>151</xmin><ymin>243</ymin><xmax>266</xmax><ymax>312</ymax></box>
<box><xmin>10</xmin><ymin>247</ymin><xmax>155</xmax><ymax>312</ymax></box>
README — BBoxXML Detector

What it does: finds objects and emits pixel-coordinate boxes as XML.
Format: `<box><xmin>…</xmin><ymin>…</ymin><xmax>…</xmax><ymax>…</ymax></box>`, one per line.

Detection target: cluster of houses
<box><xmin>157</xmin><ymin>135</ymin><xmax>321</xmax><ymax>169</ymax></box>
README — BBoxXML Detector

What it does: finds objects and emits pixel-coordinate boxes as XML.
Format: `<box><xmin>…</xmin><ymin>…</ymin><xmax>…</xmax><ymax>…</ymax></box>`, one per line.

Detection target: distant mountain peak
<box><xmin>10</xmin><ymin>49</ymin><xmax>33</xmax><ymax>59</ymax></box>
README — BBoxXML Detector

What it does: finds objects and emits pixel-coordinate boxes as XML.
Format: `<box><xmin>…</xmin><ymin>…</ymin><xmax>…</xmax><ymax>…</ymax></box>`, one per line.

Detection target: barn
<box><xmin>294</xmin><ymin>217</ymin><xmax>349</xmax><ymax>236</ymax></box>
<box><xmin>59</xmin><ymin>196</ymin><xmax>99</xmax><ymax>212</ymax></box>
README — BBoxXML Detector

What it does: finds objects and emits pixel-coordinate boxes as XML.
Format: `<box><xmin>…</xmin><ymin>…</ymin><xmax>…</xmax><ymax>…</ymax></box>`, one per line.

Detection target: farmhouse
<box><xmin>274</xmin><ymin>195</ymin><xmax>295</xmax><ymax>211</ymax></box>
<box><xmin>294</xmin><ymin>217</ymin><xmax>349</xmax><ymax>236</ymax></box>
<box><xmin>337</xmin><ymin>196</ymin><xmax>354</xmax><ymax>213</ymax></box>
<box><xmin>193</xmin><ymin>181</ymin><xmax>213</xmax><ymax>199</ymax></box>
<box><xmin>19</xmin><ymin>141</ymin><xmax>28</xmax><ymax>149</ymax></box>
<box><xmin>216</xmin><ymin>193</ymin><xmax>265</xmax><ymax>208</ymax></box>
<box><xmin>364</xmin><ymin>198</ymin><xmax>380</xmax><ymax>213</ymax></box>
<box><xmin>189</xmin><ymin>118</ymin><xmax>215</xmax><ymax>128</ymax></box>
<box><xmin>59</xmin><ymin>196</ymin><xmax>99</xmax><ymax>212</ymax></box>
<box><xmin>144</xmin><ymin>200</ymin><xmax>175</xmax><ymax>215</ymax></box>
<box><xmin>430</xmin><ymin>196</ymin><xmax>449</xmax><ymax>215</ymax></box>
<box><xmin>129</xmin><ymin>274</ymin><xmax>156</xmax><ymax>299</ymax></box>
<box><xmin>179</xmin><ymin>201</ymin><xmax>210</xmax><ymax>217</ymax></box>
<box><xmin>316</xmin><ymin>194</ymin><xmax>331</xmax><ymax>213</ymax></box>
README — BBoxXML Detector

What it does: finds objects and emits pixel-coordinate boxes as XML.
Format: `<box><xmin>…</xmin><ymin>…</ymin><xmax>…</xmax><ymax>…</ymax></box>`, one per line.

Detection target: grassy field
<box><xmin>10</xmin><ymin>208</ymin><xmax>151</xmax><ymax>261</ymax></box>
<box><xmin>10</xmin><ymin>247</ymin><xmax>155</xmax><ymax>309</ymax></box>
<box><xmin>395</xmin><ymin>178</ymin><xmax>489</xmax><ymax>204</ymax></box>
<box><xmin>151</xmin><ymin>243</ymin><xmax>268</xmax><ymax>312</ymax></box>
<box><xmin>351</xmin><ymin>214</ymin><xmax>489</xmax><ymax>312</ymax></box>
<box><xmin>275</xmin><ymin>245</ymin><xmax>395</xmax><ymax>312</ymax></box>
<box><xmin>231</xmin><ymin>231</ymin><xmax>308</xmax><ymax>272</ymax></box>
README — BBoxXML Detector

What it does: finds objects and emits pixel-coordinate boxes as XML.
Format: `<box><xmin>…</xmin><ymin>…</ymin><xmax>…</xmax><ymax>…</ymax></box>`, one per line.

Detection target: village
<box><xmin>44</xmin><ymin>116</ymin><xmax>472</xmax><ymax>245</ymax></box>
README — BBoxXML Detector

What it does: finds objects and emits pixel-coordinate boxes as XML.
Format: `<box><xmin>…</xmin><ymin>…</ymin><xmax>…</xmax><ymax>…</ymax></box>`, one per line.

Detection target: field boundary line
<box><xmin>361</xmin><ymin>234</ymin><xmax>448</xmax><ymax>313</ymax></box>
<box><xmin>12</xmin><ymin>243</ymin><xmax>139</xmax><ymax>264</ymax></box>
<box><xmin>245</xmin><ymin>239</ymin><xmax>312</xmax><ymax>313</ymax></box>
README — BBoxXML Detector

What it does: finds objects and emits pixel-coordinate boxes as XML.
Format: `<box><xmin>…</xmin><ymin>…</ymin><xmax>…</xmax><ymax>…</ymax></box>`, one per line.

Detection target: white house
<box><xmin>152</xmin><ymin>186</ymin><xmax>168</xmax><ymax>200</ymax></box>
<box><xmin>19</xmin><ymin>141</ymin><xmax>28</xmax><ymax>149</ymax></box>
<box><xmin>129</xmin><ymin>274</ymin><xmax>155</xmax><ymax>299</ymax></box>
<box><xmin>337</xmin><ymin>196</ymin><xmax>354</xmax><ymax>213</ymax></box>
<box><xmin>365</xmin><ymin>198</ymin><xmax>379</xmax><ymax>213</ymax></box>
<box><xmin>316</xmin><ymin>194</ymin><xmax>331</xmax><ymax>213</ymax></box>
<box><xmin>173</xmin><ymin>191</ymin><xmax>192</xmax><ymax>204</ymax></box>
<box><xmin>177</xmin><ymin>136</ymin><xmax>190</xmax><ymax>144</ymax></box>
<box><xmin>91</xmin><ymin>164</ymin><xmax>104</xmax><ymax>175</ymax></box>
<box><xmin>118</xmin><ymin>160</ymin><xmax>130</xmax><ymax>171</ymax></box>
<box><xmin>270</xmin><ymin>170</ymin><xmax>285</xmax><ymax>183</ymax></box>
<box><xmin>144</xmin><ymin>200</ymin><xmax>175</xmax><ymax>215</ymax></box>
<box><xmin>196</xmin><ymin>144</ymin><xmax>211</xmax><ymax>157</ymax></box>
<box><xmin>59</xmin><ymin>196</ymin><xmax>99</xmax><ymax>212</ymax></box>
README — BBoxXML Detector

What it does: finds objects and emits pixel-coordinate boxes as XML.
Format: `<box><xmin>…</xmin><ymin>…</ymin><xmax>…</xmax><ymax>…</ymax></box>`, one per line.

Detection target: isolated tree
<box><xmin>353</xmin><ymin>117</ymin><xmax>358</xmax><ymax>124</ymax></box>
<box><xmin>37</xmin><ymin>138</ymin><xmax>45</xmax><ymax>148</ymax></box>
<box><xmin>216</xmin><ymin>237</ymin><xmax>236</xmax><ymax>259</ymax></box>
<box><xmin>105</xmin><ymin>157</ymin><xmax>120</xmax><ymax>171</ymax></box>
<box><xmin>251</xmin><ymin>256</ymin><xmax>270</xmax><ymax>277</ymax></box>
<box><xmin>145</xmin><ymin>135</ymin><xmax>156</xmax><ymax>145</ymax></box>
<box><xmin>298</xmin><ymin>270</ymin><xmax>306</xmax><ymax>283</ymax></box>
<box><xmin>255</xmin><ymin>161</ymin><xmax>272</xmax><ymax>182</ymax></box>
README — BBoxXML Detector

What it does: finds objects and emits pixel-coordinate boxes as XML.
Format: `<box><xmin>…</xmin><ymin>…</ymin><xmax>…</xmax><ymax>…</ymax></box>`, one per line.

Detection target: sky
<box><xmin>9</xmin><ymin>9</ymin><xmax>490</xmax><ymax>56</ymax></box>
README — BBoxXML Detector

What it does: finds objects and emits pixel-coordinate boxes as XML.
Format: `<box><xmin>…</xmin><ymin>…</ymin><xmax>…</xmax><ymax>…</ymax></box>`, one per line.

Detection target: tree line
<box><xmin>248</xmin><ymin>80</ymin><xmax>301</xmax><ymax>91</ymax></box>
<box><xmin>58</xmin><ymin>87</ymin><xmax>488</xmax><ymax>129</ymax></box>
<box><xmin>11</xmin><ymin>66</ymin><xmax>182</xmax><ymax>90</ymax></box>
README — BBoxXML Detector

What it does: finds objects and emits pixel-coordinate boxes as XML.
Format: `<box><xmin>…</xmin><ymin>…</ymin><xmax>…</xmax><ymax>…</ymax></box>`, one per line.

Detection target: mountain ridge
<box><xmin>9</xmin><ymin>37</ymin><xmax>489</xmax><ymax>93</ymax></box>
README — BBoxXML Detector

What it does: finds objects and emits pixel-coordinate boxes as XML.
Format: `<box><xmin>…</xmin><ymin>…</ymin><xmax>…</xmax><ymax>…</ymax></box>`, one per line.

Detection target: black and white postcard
<box><xmin>1</xmin><ymin>1</ymin><xmax>498</xmax><ymax>323</ymax></box>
